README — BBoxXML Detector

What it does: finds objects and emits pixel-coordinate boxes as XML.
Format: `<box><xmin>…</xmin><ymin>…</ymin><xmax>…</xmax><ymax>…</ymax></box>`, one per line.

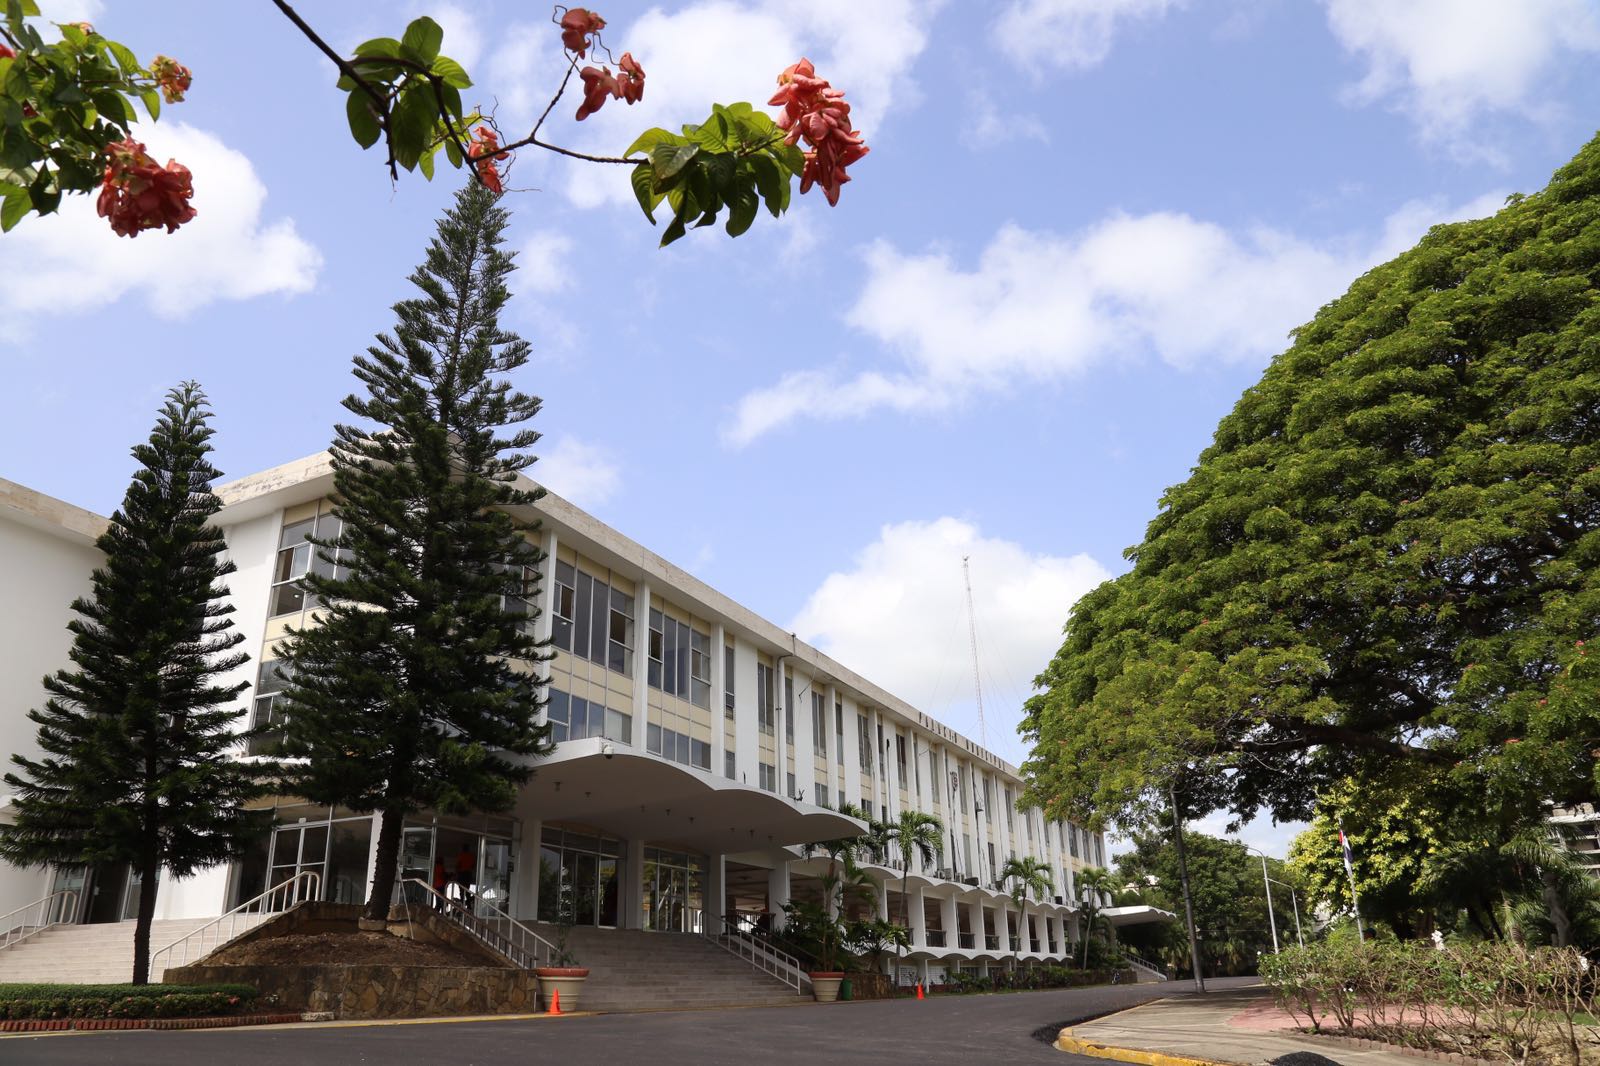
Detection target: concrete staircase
<box><xmin>0</xmin><ymin>917</ymin><xmax>264</xmax><ymax>984</ymax></box>
<box><xmin>529</xmin><ymin>926</ymin><xmax>806</xmax><ymax>1012</ymax></box>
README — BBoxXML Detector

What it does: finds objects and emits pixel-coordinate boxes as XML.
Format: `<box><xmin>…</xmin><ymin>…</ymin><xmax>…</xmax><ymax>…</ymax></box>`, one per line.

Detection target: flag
<box><xmin>1339</xmin><ymin>828</ymin><xmax>1355</xmax><ymax>877</ymax></box>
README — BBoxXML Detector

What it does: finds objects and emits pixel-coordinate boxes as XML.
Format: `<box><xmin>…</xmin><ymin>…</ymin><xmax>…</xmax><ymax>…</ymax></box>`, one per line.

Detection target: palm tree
<box><xmin>999</xmin><ymin>855</ymin><xmax>1053</xmax><ymax>967</ymax></box>
<box><xmin>1075</xmin><ymin>865</ymin><xmax>1116</xmax><ymax>968</ymax></box>
<box><xmin>885</xmin><ymin>810</ymin><xmax>944</xmax><ymax>929</ymax></box>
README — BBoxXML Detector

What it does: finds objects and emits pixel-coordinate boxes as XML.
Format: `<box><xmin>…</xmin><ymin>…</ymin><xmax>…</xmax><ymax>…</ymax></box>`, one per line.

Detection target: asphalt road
<box><xmin>0</xmin><ymin>977</ymin><xmax>1261</xmax><ymax>1065</ymax></box>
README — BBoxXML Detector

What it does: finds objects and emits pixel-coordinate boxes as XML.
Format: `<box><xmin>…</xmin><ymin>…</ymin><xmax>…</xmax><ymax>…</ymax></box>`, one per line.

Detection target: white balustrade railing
<box><xmin>391</xmin><ymin>878</ymin><xmax>555</xmax><ymax>970</ymax></box>
<box><xmin>702</xmin><ymin>918</ymin><xmax>809</xmax><ymax>994</ymax></box>
<box><xmin>149</xmin><ymin>870</ymin><xmax>321</xmax><ymax>975</ymax></box>
<box><xmin>1122</xmin><ymin>950</ymin><xmax>1168</xmax><ymax>981</ymax></box>
<box><xmin>0</xmin><ymin>889</ymin><xmax>78</xmax><ymax>951</ymax></box>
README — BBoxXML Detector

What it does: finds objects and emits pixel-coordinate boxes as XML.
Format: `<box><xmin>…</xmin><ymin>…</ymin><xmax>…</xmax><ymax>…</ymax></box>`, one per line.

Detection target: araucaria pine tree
<box><xmin>277</xmin><ymin>182</ymin><xmax>553</xmax><ymax>922</ymax></box>
<box><xmin>0</xmin><ymin>382</ymin><xmax>266</xmax><ymax>985</ymax></box>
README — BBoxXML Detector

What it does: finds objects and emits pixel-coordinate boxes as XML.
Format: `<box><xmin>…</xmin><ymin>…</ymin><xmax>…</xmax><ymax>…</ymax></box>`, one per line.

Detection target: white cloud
<box><xmin>1324</xmin><ymin>0</ymin><xmax>1600</xmax><ymax>152</ymax></box>
<box><xmin>726</xmin><ymin>191</ymin><xmax>1505</xmax><ymax>445</ymax></box>
<box><xmin>483</xmin><ymin>0</ymin><xmax>941</xmax><ymax>210</ymax></box>
<box><xmin>517</xmin><ymin>230</ymin><xmax>574</xmax><ymax>294</ymax></box>
<box><xmin>533</xmin><ymin>435</ymin><xmax>621</xmax><ymax>507</ymax></box>
<box><xmin>964</xmin><ymin>90</ymin><xmax>1049</xmax><ymax>148</ymax></box>
<box><xmin>0</xmin><ymin>123</ymin><xmax>321</xmax><ymax>322</ymax></box>
<box><xmin>996</xmin><ymin>0</ymin><xmax>1181</xmax><ymax>72</ymax></box>
<box><xmin>792</xmin><ymin>518</ymin><xmax>1110</xmax><ymax>763</ymax></box>
<box><xmin>1109</xmin><ymin>816</ymin><xmax>1309</xmax><ymax>863</ymax></box>
<box><xmin>32</xmin><ymin>0</ymin><xmax>103</xmax><ymax>25</ymax></box>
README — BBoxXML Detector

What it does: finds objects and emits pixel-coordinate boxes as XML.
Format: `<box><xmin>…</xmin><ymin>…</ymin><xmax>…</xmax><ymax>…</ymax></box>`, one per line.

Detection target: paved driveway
<box><xmin>1</xmin><ymin>977</ymin><xmax>1260</xmax><ymax>1065</ymax></box>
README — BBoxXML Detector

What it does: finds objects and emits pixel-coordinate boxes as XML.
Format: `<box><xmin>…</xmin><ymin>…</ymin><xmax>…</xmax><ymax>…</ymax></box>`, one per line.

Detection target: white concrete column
<box><xmin>517</xmin><ymin>818</ymin><xmax>542</xmax><ymax>921</ymax></box>
<box><xmin>842</xmin><ymin>696</ymin><xmax>862</xmax><ymax>807</ymax></box>
<box><xmin>633</xmin><ymin>581</ymin><xmax>651</xmax><ymax>733</ymax></box>
<box><xmin>997</xmin><ymin>901</ymin><xmax>1012</xmax><ymax>956</ymax></box>
<box><xmin>774</xmin><ymin>665</ymin><xmax>788</xmax><ymax>794</ymax></box>
<box><xmin>907</xmin><ymin>883</ymin><xmax>926</xmax><ymax>949</ymax></box>
<box><xmin>623</xmin><ymin>838</ymin><xmax>646</xmax><ymax>930</ymax></box>
<box><xmin>707</xmin><ymin>853</ymin><xmax>725</xmax><ymax>931</ymax></box>
<box><xmin>794</xmin><ymin>672</ymin><xmax>814</xmax><ymax>802</ymax></box>
<box><xmin>940</xmin><ymin>892</ymin><xmax>959</xmax><ymax>948</ymax></box>
<box><xmin>767</xmin><ymin>861</ymin><xmax>790</xmax><ymax>931</ymax></box>
<box><xmin>534</xmin><ymin>529</ymin><xmax>557</xmax><ymax>726</ymax></box>
<box><xmin>710</xmin><ymin>623</ymin><xmax>725</xmax><ymax>774</ymax></box>
<box><xmin>734</xmin><ymin>638</ymin><xmax>758</xmax><ymax>787</ymax></box>
<box><xmin>825</xmin><ymin>684</ymin><xmax>841</xmax><ymax>802</ymax></box>
<box><xmin>883</xmin><ymin>722</ymin><xmax>900</xmax><ymax>820</ymax></box>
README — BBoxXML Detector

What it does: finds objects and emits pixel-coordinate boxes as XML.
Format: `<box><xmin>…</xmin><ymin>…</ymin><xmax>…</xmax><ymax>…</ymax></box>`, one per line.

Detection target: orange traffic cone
<box><xmin>915</xmin><ymin>983</ymin><xmax>924</xmax><ymax>1000</ymax></box>
<box><xmin>549</xmin><ymin>989</ymin><xmax>561</xmax><ymax>1015</ymax></box>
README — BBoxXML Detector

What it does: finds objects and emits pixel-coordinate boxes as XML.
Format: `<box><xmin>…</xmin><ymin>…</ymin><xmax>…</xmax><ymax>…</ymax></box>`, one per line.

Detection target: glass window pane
<box><xmin>272</xmin><ymin>581</ymin><xmax>306</xmax><ymax>616</ymax></box>
<box><xmin>647</xmin><ymin>722</ymin><xmax>662</xmax><ymax>754</ymax></box>
<box><xmin>589</xmin><ymin>583</ymin><xmax>608</xmax><ymax>665</ymax></box>
<box><xmin>574</xmin><ymin>573</ymin><xmax>592</xmax><ymax>660</ymax></box>
<box><xmin>278</xmin><ymin>518</ymin><xmax>315</xmax><ymax>550</ymax></box>
<box><xmin>571</xmin><ymin>697</ymin><xmax>588</xmax><ymax>740</ymax></box>
<box><xmin>547</xmin><ymin>689</ymin><xmax>569</xmax><ymax>724</ymax></box>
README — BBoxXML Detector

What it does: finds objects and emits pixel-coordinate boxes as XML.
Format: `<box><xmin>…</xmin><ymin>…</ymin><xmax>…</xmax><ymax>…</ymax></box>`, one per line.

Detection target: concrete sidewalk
<box><xmin>1059</xmin><ymin>987</ymin><xmax>1422</xmax><ymax>1066</ymax></box>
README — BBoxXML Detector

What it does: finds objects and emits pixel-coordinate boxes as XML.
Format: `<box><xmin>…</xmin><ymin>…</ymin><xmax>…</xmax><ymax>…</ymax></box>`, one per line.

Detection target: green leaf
<box><xmin>353</xmin><ymin>37</ymin><xmax>404</xmax><ymax>59</ymax></box>
<box><xmin>59</xmin><ymin>22</ymin><xmax>84</xmax><ymax>47</ymax></box>
<box><xmin>137</xmin><ymin>87</ymin><xmax>159</xmax><ymax>121</ymax></box>
<box><xmin>438</xmin><ymin>83</ymin><xmax>462</xmax><ymax>121</ymax></box>
<box><xmin>625</xmin><ymin>127</ymin><xmax>680</xmax><ymax>158</ymax></box>
<box><xmin>18</xmin><ymin>0</ymin><xmax>42</xmax><ymax>17</ymax></box>
<box><xmin>346</xmin><ymin>90</ymin><xmax>382</xmax><ymax>149</ymax></box>
<box><xmin>443</xmin><ymin>134</ymin><xmax>463</xmax><ymax>168</ymax></box>
<box><xmin>401</xmin><ymin>16</ymin><xmax>444</xmax><ymax>63</ymax></box>
<box><xmin>725</xmin><ymin>183</ymin><xmax>758</xmax><ymax>237</ymax></box>
<box><xmin>747</xmin><ymin>154</ymin><xmax>785</xmax><ymax>217</ymax></box>
<box><xmin>430</xmin><ymin>55</ymin><xmax>472</xmax><ymax>89</ymax></box>
<box><xmin>419</xmin><ymin>143</ymin><xmax>436</xmax><ymax>180</ymax></box>
<box><xmin>0</xmin><ymin>182</ymin><xmax>27</xmax><ymax>232</ymax></box>
<box><xmin>683</xmin><ymin>112</ymin><xmax>729</xmax><ymax>152</ymax></box>
<box><xmin>661</xmin><ymin>204</ymin><xmax>689</xmax><ymax>247</ymax></box>
<box><xmin>390</xmin><ymin>81</ymin><xmax>436</xmax><ymax>169</ymax></box>
<box><xmin>106</xmin><ymin>40</ymin><xmax>139</xmax><ymax>75</ymax></box>
<box><xmin>651</xmin><ymin>141</ymin><xmax>699</xmax><ymax>184</ymax></box>
<box><xmin>50</xmin><ymin>83</ymin><xmax>87</xmax><ymax>104</ymax></box>
<box><xmin>630</xmin><ymin>162</ymin><xmax>662</xmax><ymax>223</ymax></box>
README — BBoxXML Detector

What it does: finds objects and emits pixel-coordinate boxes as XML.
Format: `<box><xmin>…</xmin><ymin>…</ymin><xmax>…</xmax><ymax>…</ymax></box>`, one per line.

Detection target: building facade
<box><xmin>0</xmin><ymin>455</ymin><xmax>1138</xmax><ymax>984</ymax></box>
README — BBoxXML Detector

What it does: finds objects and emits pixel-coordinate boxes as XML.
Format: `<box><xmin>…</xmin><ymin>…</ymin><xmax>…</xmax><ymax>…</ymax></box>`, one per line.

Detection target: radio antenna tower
<box><xmin>962</xmin><ymin>555</ymin><xmax>989</xmax><ymax>750</ymax></box>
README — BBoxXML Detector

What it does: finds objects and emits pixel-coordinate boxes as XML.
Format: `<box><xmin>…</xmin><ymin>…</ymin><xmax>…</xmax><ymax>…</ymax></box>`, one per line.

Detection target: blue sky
<box><xmin>7</xmin><ymin>0</ymin><xmax>1600</xmax><ymax>857</ymax></box>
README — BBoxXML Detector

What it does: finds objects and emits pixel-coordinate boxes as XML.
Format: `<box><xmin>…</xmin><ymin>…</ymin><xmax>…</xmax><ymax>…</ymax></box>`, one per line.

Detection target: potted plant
<box><xmin>536</xmin><ymin>918</ymin><xmax>589</xmax><ymax>1011</ymax></box>
<box><xmin>783</xmin><ymin>899</ymin><xmax>847</xmax><ymax>1002</ymax></box>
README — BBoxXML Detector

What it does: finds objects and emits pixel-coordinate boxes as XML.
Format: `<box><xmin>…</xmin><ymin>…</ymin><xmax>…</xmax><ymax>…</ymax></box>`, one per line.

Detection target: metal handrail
<box><xmin>703</xmin><ymin>916</ymin><xmax>809</xmax><ymax>994</ymax></box>
<box><xmin>150</xmin><ymin>870</ymin><xmax>320</xmax><ymax>975</ymax></box>
<box><xmin>0</xmin><ymin>889</ymin><xmax>78</xmax><ymax>951</ymax></box>
<box><xmin>392</xmin><ymin>878</ymin><xmax>552</xmax><ymax>970</ymax></box>
<box><xmin>1122</xmin><ymin>949</ymin><xmax>1168</xmax><ymax>981</ymax></box>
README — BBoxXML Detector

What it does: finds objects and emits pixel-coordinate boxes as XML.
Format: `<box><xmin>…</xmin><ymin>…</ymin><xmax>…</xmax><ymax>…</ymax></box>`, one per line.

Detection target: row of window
<box><xmin>546</xmin><ymin>689</ymin><xmax>632</xmax><ymax>745</ymax></box>
<box><xmin>269</xmin><ymin>512</ymin><xmax>350</xmax><ymax>616</ymax></box>
<box><xmin>647</xmin><ymin>721</ymin><xmax>712</xmax><ymax>771</ymax></box>
<box><xmin>551</xmin><ymin>561</ymin><xmax>633</xmax><ymax>676</ymax></box>
<box><xmin>648</xmin><ymin>609</ymin><xmax>710</xmax><ymax>707</ymax></box>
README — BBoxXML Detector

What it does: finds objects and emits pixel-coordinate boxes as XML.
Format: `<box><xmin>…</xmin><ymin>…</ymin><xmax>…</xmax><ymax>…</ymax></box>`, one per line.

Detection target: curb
<box><xmin>1054</xmin><ymin>1027</ymin><xmax>1240</xmax><ymax>1066</ymax></box>
<box><xmin>1</xmin><ymin>1013</ymin><xmax>304</xmax><ymax>1033</ymax></box>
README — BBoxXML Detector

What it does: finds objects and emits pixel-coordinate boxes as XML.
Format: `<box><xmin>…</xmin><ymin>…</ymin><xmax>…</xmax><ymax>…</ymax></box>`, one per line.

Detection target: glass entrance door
<box><xmin>269</xmin><ymin>823</ymin><xmax>327</xmax><ymax>894</ymax></box>
<box><xmin>81</xmin><ymin>863</ymin><xmax>139</xmax><ymax>924</ymax></box>
<box><xmin>538</xmin><ymin>827</ymin><xmax>622</xmax><ymax>926</ymax></box>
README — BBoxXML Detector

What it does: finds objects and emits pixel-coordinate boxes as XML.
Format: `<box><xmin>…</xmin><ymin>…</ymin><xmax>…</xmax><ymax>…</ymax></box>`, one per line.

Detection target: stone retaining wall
<box><xmin>164</xmin><ymin>961</ymin><xmax>537</xmax><ymax>1018</ymax></box>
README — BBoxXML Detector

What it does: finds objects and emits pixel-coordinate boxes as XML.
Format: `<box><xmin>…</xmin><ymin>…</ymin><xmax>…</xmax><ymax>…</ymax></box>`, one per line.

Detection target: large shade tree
<box><xmin>1022</xmin><ymin>130</ymin><xmax>1600</xmax><ymax>837</ymax></box>
<box><xmin>0</xmin><ymin>383</ymin><xmax>267</xmax><ymax>983</ymax></box>
<box><xmin>276</xmin><ymin>181</ymin><xmax>553</xmax><ymax>922</ymax></box>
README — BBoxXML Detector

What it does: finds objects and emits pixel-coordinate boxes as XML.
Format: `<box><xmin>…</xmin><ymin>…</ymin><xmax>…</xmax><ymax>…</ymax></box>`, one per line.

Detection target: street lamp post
<box><xmin>1238</xmin><ymin>841</ymin><xmax>1305</xmax><ymax>953</ymax></box>
<box><xmin>1259</xmin><ymin>853</ymin><xmax>1279</xmax><ymax>954</ymax></box>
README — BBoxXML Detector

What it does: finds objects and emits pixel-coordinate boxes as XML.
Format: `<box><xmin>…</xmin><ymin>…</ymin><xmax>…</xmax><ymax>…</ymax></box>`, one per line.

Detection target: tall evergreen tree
<box><xmin>0</xmin><ymin>382</ymin><xmax>265</xmax><ymax>985</ymax></box>
<box><xmin>277</xmin><ymin>182</ymin><xmax>553</xmax><ymax>923</ymax></box>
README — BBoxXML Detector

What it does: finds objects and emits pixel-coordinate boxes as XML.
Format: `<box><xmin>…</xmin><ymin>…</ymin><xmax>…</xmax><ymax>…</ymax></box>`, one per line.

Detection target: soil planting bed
<box><xmin>208</xmin><ymin>930</ymin><xmax>492</xmax><ymax>968</ymax></box>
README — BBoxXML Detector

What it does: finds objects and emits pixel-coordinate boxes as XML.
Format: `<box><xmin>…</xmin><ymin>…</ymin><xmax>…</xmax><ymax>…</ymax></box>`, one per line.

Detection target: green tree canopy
<box><xmin>1114</xmin><ymin>829</ymin><xmax>1295</xmax><ymax>977</ymax></box>
<box><xmin>276</xmin><ymin>181</ymin><xmax>553</xmax><ymax>921</ymax></box>
<box><xmin>1022</xmin><ymin>130</ymin><xmax>1600</xmax><ymax>834</ymax></box>
<box><xmin>0</xmin><ymin>383</ymin><xmax>267</xmax><ymax>983</ymax></box>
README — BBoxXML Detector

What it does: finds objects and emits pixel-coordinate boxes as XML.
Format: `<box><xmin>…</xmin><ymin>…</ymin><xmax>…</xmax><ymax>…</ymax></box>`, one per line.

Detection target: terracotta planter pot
<box><xmin>808</xmin><ymin>971</ymin><xmax>845</xmax><ymax>1003</ymax></box>
<box><xmin>535</xmin><ymin>967</ymin><xmax>590</xmax><ymax>1012</ymax></box>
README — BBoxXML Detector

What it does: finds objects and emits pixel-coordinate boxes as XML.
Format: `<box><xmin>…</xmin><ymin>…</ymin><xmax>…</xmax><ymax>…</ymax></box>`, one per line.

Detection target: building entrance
<box><xmin>537</xmin><ymin>826</ymin><xmax>621</xmax><ymax>926</ymax></box>
<box><xmin>51</xmin><ymin>863</ymin><xmax>139</xmax><ymax>924</ymax></box>
<box><xmin>398</xmin><ymin>818</ymin><xmax>514</xmax><ymax>915</ymax></box>
<box><xmin>642</xmin><ymin>846</ymin><xmax>705</xmax><ymax>932</ymax></box>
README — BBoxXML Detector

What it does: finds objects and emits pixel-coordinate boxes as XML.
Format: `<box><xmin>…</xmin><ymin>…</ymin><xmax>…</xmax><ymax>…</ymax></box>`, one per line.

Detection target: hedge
<box><xmin>0</xmin><ymin>983</ymin><xmax>261</xmax><ymax>1021</ymax></box>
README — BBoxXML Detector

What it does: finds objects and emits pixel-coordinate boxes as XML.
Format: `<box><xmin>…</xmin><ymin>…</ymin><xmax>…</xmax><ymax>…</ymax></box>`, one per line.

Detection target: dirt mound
<box><xmin>210</xmin><ymin>930</ymin><xmax>497</xmax><ymax>968</ymax></box>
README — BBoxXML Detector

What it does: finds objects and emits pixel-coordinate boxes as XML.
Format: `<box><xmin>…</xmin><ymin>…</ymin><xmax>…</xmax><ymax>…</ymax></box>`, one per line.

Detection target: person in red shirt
<box><xmin>431</xmin><ymin>858</ymin><xmax>448</xmax><ymax>911</ymax></box>
<box><xmin>454</xmin><ymin>845</ymin><xmax>475</xmax><ymax>909</ymax></box>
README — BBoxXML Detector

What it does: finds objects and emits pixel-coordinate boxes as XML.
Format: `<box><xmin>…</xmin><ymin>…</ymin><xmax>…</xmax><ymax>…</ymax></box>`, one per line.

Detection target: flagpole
<box><xmin>1338</xmin><ymin>819</ymin><xmax>1365</xmax><ymax>944</ymax></box>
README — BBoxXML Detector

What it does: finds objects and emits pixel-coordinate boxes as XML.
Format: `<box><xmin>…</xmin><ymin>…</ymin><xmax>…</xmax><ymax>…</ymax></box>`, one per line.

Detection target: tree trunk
<box><xmin>1541</xmin><ymin>867</ymin><xmax>1572</xmax><ymax>948</ymax></box>
<box><xmin>365</xmin><ymin>807</ymin><xmax>404</xmax><ymax>923</ymax></box>
<box><xmin>130</xmin><ymin>850</ymin><xmax>161</xmax><ymax>985</ymax></box>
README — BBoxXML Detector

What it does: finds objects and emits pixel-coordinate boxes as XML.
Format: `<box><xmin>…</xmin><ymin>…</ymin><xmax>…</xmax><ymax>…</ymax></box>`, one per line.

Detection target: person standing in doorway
<box><xmin>455</xmin><ymin>844</ymin><xmax>476</xmax><ymax>910</ymax></box>
<box><xmin>431</xmin><ymin>857</ymin><xmax>448</xmax><ymax>911</ymax></box>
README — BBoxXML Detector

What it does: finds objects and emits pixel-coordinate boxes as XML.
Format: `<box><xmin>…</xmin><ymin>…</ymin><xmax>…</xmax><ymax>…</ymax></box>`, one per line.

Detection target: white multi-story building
<box><xmin>0</xmin><ymin>455</ymin><xmax>1155</xmax><ymax>985</ymax></box>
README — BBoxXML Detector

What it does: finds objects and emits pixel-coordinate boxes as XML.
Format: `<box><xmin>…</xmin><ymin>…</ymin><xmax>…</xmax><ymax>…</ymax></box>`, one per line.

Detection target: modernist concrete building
<box><xmin>0</xmin><ymin>455</ymin><xmax>1157</xmax><ymax>985</ymax></box>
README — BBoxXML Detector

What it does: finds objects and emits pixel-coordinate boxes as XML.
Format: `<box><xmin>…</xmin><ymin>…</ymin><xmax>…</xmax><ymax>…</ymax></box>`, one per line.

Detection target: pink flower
<box><xmin>559</xmin><ymin>8</ymin><xmax>606</xmax><ymax>57</ymax></box>
<box><xmin>768</xmin><ymin>57</ymin><xmax>868</xmax><ymax>206</ymax></box>
<box><xmin>96</xmin><ymin>137</ymin><xmax>196</xmax><ymax>237</ymax></box>
<box><xmin>149</xmin><ymin>56</ymin><xmax>192</xmax><ymax>104</ymax></box>
<box><xmin>615</xmin><ymin>52</ymin><xmax>645</xmax><ymax>105</ymax></box>
<box><xmin>467</xmin><ymin>127</ymin><xmax>508</xmax><ymax>194</ymax></box>
<box><xmin>576</xmin><ymin>65</ymin><xmax>618</xmax><ymax>121</ymax></box>
<box><xmin>0</xmin><ymin>43</ymin><xmax>14</xmax><ymax>60</ymax></box>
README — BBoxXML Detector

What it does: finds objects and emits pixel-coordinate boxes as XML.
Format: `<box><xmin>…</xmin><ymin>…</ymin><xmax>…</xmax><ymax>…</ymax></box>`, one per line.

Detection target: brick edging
<box><xmin>2</xmin><ymin>1012</ymin><xmax>304</xmax><ymax>1033</ymax></box>
<box><xmin>1299</xmin><ymin>1030</ymin><xmax>1498</xmax><ymax>1066</ymax></box>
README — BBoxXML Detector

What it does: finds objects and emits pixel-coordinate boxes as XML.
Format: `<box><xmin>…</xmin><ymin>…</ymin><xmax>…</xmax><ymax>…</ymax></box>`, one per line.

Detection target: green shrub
<box><xmin>0</xmin><ymin>983</ymin><xmax>260</xmax><ymax>1021</ymax></box>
